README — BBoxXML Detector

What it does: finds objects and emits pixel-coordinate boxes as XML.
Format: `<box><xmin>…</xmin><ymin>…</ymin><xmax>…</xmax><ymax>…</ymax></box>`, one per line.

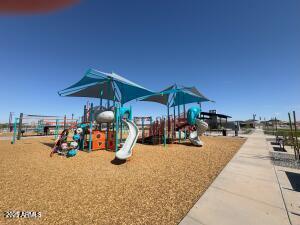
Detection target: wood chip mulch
<box><xmin>0</xmin><ymin>136</ymin><xmax>245</xmax><ymax>225</ymax></box>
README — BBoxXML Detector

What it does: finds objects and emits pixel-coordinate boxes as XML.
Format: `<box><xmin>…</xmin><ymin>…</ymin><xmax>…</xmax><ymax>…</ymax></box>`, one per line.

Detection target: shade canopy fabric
<box><xmin>139</xmin><ymin>84</ymin><xmax>212</xmax><ymax>107</ymax></box>
<box><xmin>171</xmin><ymin>87</ymin><xmax>212</xmax><ymax>106</ymax></box>
<box><xmin>59</xmin><ymin>81</ymin><xmax>116</xmax><ymax>101</ymax></box>
<box><xmin>58</xmin><ymin>69</ymin><xmax>154</xmax><ymax>104</ymax></box>
<box><xmin>183</xmin><ymin>86</ymin><xmax>212</xmax><ymax>101</ymax></box>
<box><xmin>139</xmin><ymin>85</ymin><xmax>176</xmax><ymax>106</ymax></box>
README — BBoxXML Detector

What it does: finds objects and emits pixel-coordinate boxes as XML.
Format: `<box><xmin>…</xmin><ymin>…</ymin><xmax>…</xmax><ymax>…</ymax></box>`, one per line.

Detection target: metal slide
<box><xmin>116</xmin><ymin>119</ymin><xmax>139</xmax><ymax>160</ymax></box>
<box><xmin>189</xmin><ymin>119</ymin><xmax>208</xmax><ymax>146</ymax></box>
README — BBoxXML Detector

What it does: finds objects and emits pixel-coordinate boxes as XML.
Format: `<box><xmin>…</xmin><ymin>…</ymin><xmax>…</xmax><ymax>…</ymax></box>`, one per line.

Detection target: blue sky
<box><xmin>0</xmin><ymin>0</ymin><xmax>299</xmax><ymax>122</ymax></box>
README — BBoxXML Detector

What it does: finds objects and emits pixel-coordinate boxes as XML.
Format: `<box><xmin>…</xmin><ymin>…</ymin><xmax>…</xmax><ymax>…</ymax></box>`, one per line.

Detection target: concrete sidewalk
<box><xmin>180</xmin><ymin>129</ymin><xmax>293</xmax><ymax>225</ymax></box>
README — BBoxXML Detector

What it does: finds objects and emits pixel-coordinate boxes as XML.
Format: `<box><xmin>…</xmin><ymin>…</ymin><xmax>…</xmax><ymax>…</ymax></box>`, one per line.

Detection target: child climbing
<box><xmin>66</xmin><ymin>134</ymin><xmax>80</xmax><ymax>157</ymax></box>
<box><xmin>50</xmin><ymin>129</ymin><xmax>81</xmax><ymax>158</ymax></box>
<box><xmin>66</xmin><ymin>141</ymin><xmax>78</xmax><ymax>157</ymax></box>
<box><xmin>50</xmin><ymin>129</ymin><xmax>69</xmax><ymax>157</ymax></box>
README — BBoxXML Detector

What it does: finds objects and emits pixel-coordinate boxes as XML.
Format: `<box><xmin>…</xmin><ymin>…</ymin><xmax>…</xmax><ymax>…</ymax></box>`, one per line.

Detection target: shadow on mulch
<box><xmin>176</xmin><ymin>142</ymin><xmax>202</xmax><ymax>147</ymax></box>
<box><xmin>41</xmin><ymin>142</ymin><xmax>55</xmax><ymax>149</ymax></box>
<box><xmin>136</xmin><ymin>141</ymin><xmax>152</xmax><ymax>145</ymax></box>
<box><xmin>111</xmin><ymin>157</ymin><xmax>127</xmax><ymax>165</ymax></box>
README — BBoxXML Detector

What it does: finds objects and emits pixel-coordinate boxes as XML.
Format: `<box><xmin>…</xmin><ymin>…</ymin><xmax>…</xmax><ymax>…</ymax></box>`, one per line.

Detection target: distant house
<box><xmin>201</xmin><ymin>110</ymin><xmax>232</xmax><ymax>130</ymax></box>
<box><xmin>238</xmin><ymin>119</ymin><xmax>258</xmax><ymax>128</ymax></box>
<box><xmin>262</xmin><ymin>119</ymin><xmax>296</xmax><ymax>129</ymax></box>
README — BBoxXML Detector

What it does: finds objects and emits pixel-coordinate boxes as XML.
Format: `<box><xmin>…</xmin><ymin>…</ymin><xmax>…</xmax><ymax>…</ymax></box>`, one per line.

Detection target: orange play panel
<box><xmin>91</xmin><ymin>130</ymin><xmax>115</xmax><ymax>150</ymax></box>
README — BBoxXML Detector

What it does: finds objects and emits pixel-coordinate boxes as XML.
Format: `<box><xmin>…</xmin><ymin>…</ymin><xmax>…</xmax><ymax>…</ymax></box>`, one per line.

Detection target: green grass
<box><xmin>264</xmin><ymin>128</ymin><xmax>300</xmax><ymax>147</ymax></box>
<box><xmin>264</xmin><ymin>128</ymin><xmax>300</xmax><ymax>138</ymax></box>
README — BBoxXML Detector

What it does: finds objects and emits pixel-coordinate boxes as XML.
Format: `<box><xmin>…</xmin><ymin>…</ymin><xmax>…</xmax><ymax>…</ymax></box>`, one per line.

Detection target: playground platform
<box><xmin>180</xmin><ymin>129</ymin><xmax>299</xmax><ymax>225</ymax></box>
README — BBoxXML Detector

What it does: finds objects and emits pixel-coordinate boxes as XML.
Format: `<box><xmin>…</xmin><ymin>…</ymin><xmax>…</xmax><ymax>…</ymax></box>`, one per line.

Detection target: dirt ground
<box><xmin>0</xmin><ymin>136</ymin><xmax>245</xmax><ymax>225</ymax></box>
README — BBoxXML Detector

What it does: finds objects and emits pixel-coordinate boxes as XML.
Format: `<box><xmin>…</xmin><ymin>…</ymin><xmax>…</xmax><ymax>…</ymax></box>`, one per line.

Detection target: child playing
<box><xmin>67</xmin><ymin>141</ymin><xmax>78</xmax><ymax>157</ymax></box>
<box><xmin>50</xmin><ymin>129</ymin><xmax>69</xmax><ymax>157</ymax></box>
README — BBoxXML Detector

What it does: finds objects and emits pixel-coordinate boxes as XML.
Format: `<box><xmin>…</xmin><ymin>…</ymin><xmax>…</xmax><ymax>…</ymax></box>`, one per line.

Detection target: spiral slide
<box><xmin>189</xmin><ymin>118</ymin><xmax>208</xmax><ymax>146</ymax></box>
<box><xmin>115</xmin><ymin>119</ymin><xmax>139</xmax><ymax>160</ymax></box>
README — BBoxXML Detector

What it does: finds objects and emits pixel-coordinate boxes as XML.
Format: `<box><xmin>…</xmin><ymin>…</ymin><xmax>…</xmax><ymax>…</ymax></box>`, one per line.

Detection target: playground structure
<box><xmin>79</xmin><ymin>103</ymin><xmax>117</xmax><ymax>151</ymax></box>
<box><xmin>56</xmin><ymin>69</ymin><xmax>152</xmax><ymax>160</ymax></box>
<box><xmin>77</xmin><ymin>102</ymin><xmax>138</xmax><ymax>160</ymax></box>
<box><xmin>11</xmin><ymin>113</ymin><xmax>77</xmax><ymax>144</ymax></box>
<box><xmin>134</xmin><ymin>107</ymin><xmax>209</xmax><ymax>146</ymax></box>
<box><xmin>55</xmin><ymin>69</ymin><xmax>213</xmax><ymax>160</ymax></box>
<box><xmin>137</xmin><ymin>84</ymin><xmax>212</xmax><ymax>146</ymax></box>
<box><xmin>10</xmin><ymin>69</ymin><xmax>214</xmax><ymax>160</ymax></box>
<box><xmin>63</xmin><ymin>71</ymin><xmax>214</xmax><ymax>156</ymax></box>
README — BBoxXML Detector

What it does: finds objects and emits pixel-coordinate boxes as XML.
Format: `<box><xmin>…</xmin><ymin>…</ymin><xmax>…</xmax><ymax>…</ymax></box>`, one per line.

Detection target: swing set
<box><xmin>11</xmin><ymin>113</ymin><xmax>77</xmax><ymax>144</ymax></box>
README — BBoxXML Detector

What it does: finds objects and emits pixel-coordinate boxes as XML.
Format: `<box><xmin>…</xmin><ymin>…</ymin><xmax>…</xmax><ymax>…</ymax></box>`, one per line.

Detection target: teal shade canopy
<box><xmin>171</xmin><ymin>87</ymin><xmax>212</xmax><ymax>106</ymax></box>
<box><xmin>139</xmin><ymin>84</ymin><xmax>212</xmax><ymax>107</ymax></box>
<box><xmin>58</xmin><ymin>69</ymin><xmax>154</xmax><ymax>104</ymax></box>
<box><xmin>138</xmin><ymin>85</ymin><xmax>177</xmax><ymax>106</ymax></box>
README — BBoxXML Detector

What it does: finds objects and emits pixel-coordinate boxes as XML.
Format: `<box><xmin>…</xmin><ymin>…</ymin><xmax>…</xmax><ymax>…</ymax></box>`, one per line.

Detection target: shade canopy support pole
<box><xmin>183</xmin><ymin>103</ymin><xmax>186</xmax><ymax>139</ymax></box>
<box><xmin>106</xmin><ymin>79</ymin><xmax>111</xmax><ymax>150</ymax></box>
<box><xmin>178</xmin><ymin>104</ymin><xmax>181</xmax><ymax>143</ymax></box>
<box><xmin>88</xmin><ymin>103</ymin><xmax>94</xmax><ymax>152</ymax></box>
<box><xmin>115</xmin><ymin>107</ymin><xmax>120</xmax><ymax>152</ymax></box>
<box><xmin>17</xmin><ymin>113</ymin><xmax>23</xmax><ymax>140</ymax></box>
<box><xmin>167</xmin><ymin>103</ymin><xmax>170</xmax><ymax>140</ymax></box>
<box><xmin>173</xmin><ymin>104</ymin><xmax>176</xmax><ymax>141</ymax></box>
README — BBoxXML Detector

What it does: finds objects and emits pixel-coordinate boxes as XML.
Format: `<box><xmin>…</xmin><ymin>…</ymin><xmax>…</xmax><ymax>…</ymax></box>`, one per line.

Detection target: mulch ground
<box><xmin>0</xmin><ymin>136</ymin><xmax>245</xmax><ymax>225</ymax></box>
